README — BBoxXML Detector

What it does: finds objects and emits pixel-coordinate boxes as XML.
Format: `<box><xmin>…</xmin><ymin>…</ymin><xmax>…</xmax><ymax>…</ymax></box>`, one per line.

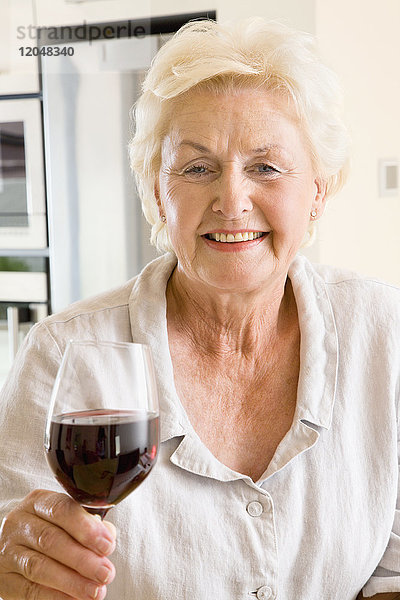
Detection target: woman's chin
<box><xmin>197</xmin><ymin>267</ymin><xmax>274</xmax><ymax>295</ymax></box>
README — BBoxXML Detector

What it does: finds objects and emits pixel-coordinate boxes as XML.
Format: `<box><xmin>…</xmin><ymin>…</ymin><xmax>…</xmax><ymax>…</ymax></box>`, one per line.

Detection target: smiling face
<box><xmin>155</xmin><ymin>86</ymin><xmax>326</xmax><ymax>295</ymax></box>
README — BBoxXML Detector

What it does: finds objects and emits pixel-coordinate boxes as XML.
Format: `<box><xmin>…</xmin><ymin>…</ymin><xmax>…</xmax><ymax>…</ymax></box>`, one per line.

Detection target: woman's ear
<box><xmin>154</xmin><ymin>182</ymin><xmax>162</xmax><ymax>213</ymax></box>
<box><xmin>311</xmin><ymin>177</ymin><xmax>328</xmax><ymax>218</ymax></box>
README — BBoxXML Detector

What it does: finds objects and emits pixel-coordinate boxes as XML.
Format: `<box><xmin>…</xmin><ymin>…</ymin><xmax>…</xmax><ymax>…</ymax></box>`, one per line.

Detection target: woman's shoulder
<box><xmin>291</xmin><ymin>254</ymin><xmax>400</xmax><ymax>328</ymax></box>
<box><xmin>313</xmin><ymin>260</ymin><xmax>400</xmax><ymax>299</ymax></box>
<box><xmin>295</xmin><ymin>252</ymin><xmax>398</xmax><ymax>292</ymax></box>
<box><xmin>297</xmin><ymin>254</ymin><xmax>400</xmax><ymax>325</ymax></box>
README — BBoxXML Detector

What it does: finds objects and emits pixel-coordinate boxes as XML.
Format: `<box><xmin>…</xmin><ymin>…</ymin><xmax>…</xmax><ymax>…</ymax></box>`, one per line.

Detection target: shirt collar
<box><xmin>288</xmin><ymin>254</ymin><xmax>338</xmax><ymax>430</ymax></box>
<box><xmin>128</xmin><ymin>252</ymin><xmax>188</xmax><ymax>443</ymax></box>
<box><xmin>128</xmin><ymin>252</ymin><xmax>338</xmax><ymax>446</ymax></box>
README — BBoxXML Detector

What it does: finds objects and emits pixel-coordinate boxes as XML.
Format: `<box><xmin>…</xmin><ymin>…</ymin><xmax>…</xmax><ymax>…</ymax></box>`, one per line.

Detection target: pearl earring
<box><xmin>310</xmin><ymin>209</ymin><xmax>317</xmax><ymax>220</ymax></box>
<box><xmin>160</xmin><ymin>215</ymin><xmax>166</xmax><ymax>223</ymax></box>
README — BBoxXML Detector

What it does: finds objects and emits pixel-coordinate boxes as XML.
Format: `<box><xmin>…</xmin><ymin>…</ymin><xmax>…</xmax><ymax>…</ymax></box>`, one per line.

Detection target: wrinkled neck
<box><xmin>166</xmin><ymin>266</ymin><xmax>297</xmax><ymax>358</ymax></box>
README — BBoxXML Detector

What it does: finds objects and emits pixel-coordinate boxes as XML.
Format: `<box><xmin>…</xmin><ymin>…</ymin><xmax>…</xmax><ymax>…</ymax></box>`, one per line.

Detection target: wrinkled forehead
<box><xmin>159</xmin><ymin>84</ymin><xmax>306</xmax><ymax>161</ymax></box>
<box><xmin>166</xmin><ymin>80</ymin><xmax>299</xmax><ymax>123</ymax></box>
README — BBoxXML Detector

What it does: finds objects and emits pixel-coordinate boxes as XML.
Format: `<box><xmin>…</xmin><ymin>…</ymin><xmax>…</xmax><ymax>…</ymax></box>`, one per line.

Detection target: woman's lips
<box><xmin>205</xmin><ymin>231</ymin><xmax>264</xmax><ymax>242</ymax></box>
<box><xmin>201</xmin><ymin>231</ymin><xmax>269</xmax><ymax>252</ymax></box>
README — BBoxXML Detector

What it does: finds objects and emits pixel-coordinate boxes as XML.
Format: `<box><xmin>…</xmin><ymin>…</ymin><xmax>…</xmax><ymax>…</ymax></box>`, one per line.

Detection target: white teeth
<box><xmin>207</xmin><ymin>232</ymin><xmax>264</xmax><ymax>242</ymax></box>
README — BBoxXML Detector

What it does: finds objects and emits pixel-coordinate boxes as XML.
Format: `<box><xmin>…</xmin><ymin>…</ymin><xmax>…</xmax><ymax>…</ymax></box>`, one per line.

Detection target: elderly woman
<box><xmin>0</xmin><ymin>17</ymin><xmax>399</xmax><ymax>600</ymax></box>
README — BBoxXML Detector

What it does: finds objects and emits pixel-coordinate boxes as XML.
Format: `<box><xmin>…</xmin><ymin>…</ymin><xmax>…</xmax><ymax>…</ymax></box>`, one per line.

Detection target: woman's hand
<box><xmin>0</xmin><ymin>489</ymin><xmax>116</xmax><ymax>600</ymax></box>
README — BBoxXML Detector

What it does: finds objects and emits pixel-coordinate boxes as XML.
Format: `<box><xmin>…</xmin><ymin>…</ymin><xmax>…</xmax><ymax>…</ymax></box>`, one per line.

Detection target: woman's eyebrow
<box><xmin>177</xmin><ymin>140</ymin><xmax>288</xmax><ymax>155</ymax></box>
<box><xmin>251</xmin><ymin>144</ymin><xmax>287</xmax><ymax>155</ymax></box>
<box><xmin>178</xmin><ymin>140</ymin><xmax>210</xmax><ymax>153</ymax></box>
<box><xmin>175</xmin><ymin>140</ymin><xmax>292</xmax><ymax>165</ymax></box>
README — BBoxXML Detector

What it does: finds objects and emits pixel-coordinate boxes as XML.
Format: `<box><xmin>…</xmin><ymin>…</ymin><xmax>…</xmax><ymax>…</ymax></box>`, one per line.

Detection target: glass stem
<box><xmin>84</xmin><ymin>506</ymin><xmax>110</xmax><ymax>521</ymax></box>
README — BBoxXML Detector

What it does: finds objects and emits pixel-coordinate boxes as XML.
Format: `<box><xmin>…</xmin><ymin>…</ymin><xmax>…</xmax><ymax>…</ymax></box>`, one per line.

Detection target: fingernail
<box><xmin>95</xmin><ymin>536</ymin><xmax>113</xmax><ymax>555</ymax></box>
<box><xmin>96</xmin><ymin>585</ymin><xmax>107</xmax><ymax>600</ymax></box>
<box><xmin>96</xmin><ymin>565</ymin><xmax>112</xmax><ymax>584</ymax></box>
<box><xmin>87</xmin><ymin>583</ymin><xmax>101</xmax><ymax>599</ymax></box>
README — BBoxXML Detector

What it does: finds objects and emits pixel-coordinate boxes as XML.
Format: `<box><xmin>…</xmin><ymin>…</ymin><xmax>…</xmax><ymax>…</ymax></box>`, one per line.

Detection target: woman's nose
<box><xmin>211</xmin><ymin>165</ymin><xmax>253</xmax><ymax>219</ymax></box>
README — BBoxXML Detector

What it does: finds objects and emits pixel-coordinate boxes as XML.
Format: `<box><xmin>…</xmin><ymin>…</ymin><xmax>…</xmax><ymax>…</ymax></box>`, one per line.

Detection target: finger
<box><xmin>11</xmin><ymin>513</ymin><xmax>115</xmax><ymax>585</ymax></box>
<box><xmin>90</xmin><ymin>515</ymin><xmax>117</xmax><ymax>550</ymax></box>
<box><xmin>26</xmin><ymin>491</ymin><xmax>116</xmax><ymax>556</ymax></box>
<box><xmin>14</xmin><ymin>545</ymin><xmax>107</xmax><ymax>600</ymax></box>
<box><xmin>102</xmin><ymin>520</ymin><xmax>117</xmax><ymax>541</ymax></box>
<box><xmin>0</xmin><ymin>572</ymin><xmax>78</xmax><ymax>600</ymax></box>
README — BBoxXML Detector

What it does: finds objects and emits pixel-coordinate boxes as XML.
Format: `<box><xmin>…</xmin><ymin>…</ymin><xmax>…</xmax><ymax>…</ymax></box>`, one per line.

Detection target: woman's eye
<box><xmin>184</xmin><ymin>164</ymin><xmax>210</xmax><ymax>176</ymax></box>
<box><xmin>252</xmin><ymin>164</ymin><xmax>279</xmax><ymax>175</ymax></box>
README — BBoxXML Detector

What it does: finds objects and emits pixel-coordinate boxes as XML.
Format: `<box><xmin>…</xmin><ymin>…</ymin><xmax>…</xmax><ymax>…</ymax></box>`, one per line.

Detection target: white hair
<box><xmin>129</xmin><ymin>17</ymin><xmax>350</xmax><ymax>253</ymax></box>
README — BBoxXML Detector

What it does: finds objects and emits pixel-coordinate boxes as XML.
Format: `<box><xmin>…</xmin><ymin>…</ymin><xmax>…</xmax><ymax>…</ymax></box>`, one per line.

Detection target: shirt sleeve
<box><xmin>362</xmin><ymin>429</ymin><xmax>400</xmax><ymax>596</ymax></box>
<box><xmin>0</xmin><ymin>322</ymin><xmax>63</xmax><ymax>519</ymax></box>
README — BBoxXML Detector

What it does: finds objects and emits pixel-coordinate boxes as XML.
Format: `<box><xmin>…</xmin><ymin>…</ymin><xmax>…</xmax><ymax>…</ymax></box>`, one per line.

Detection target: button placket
<box><xmin>244</xmin><ymin>487</ymin><xmax>278</xmax><ymax>600</ymax></box>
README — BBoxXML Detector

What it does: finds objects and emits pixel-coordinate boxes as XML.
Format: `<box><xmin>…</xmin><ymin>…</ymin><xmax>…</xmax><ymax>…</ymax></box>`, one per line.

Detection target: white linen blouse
<box><xmin>1</xmin><ymin>252</ymin><xmax>400</xmax><ymax>600</ymax></box>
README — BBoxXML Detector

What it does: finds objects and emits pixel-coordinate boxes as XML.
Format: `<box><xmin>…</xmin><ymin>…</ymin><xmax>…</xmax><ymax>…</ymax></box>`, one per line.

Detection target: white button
<box><xmin>256</xmin><ymin>585</ymin><xmax>272</xmax><ymax>599</ymax></box>
<box><xmin>247</xmin><ymin>501</ymin><xmax>263</xmax><ymax>517</ymax></box>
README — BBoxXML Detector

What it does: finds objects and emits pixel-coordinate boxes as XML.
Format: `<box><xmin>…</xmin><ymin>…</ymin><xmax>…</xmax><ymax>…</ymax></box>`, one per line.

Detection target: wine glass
<box><xmin>44</xmin><ymin>340</ymin><xmax>159</xmax><ymax>520</ymax></box>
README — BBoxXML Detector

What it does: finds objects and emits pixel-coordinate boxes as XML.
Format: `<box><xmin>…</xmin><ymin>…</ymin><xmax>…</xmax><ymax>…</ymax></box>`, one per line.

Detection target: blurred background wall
<box><xmin>316</xmin><ymin>0</ymin><xmax>400</xmax><ymax>284</ymax></box>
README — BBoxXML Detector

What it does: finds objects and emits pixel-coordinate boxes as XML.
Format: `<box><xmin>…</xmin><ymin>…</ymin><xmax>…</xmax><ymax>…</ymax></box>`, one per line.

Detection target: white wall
<box><xmin>33</xmin><ymin>0</ymin><xmax>314</xmax><ymax>31</ymax></box>
<box><xmin>0</xmin><ymin>0</ymin><xmax>39</xmax><ymax>93</ymax></box>
<box><xmin>316</xmin><ymin>0</ymin><xmax>400</xmax><ymax>284</ymax></box>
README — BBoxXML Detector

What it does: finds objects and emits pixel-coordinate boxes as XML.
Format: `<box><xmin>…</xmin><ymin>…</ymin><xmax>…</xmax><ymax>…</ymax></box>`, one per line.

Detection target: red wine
<box><xmin>46</xmin><ymin>409</ymin><xmax>159</xmax><ymax>516</ymax></box>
